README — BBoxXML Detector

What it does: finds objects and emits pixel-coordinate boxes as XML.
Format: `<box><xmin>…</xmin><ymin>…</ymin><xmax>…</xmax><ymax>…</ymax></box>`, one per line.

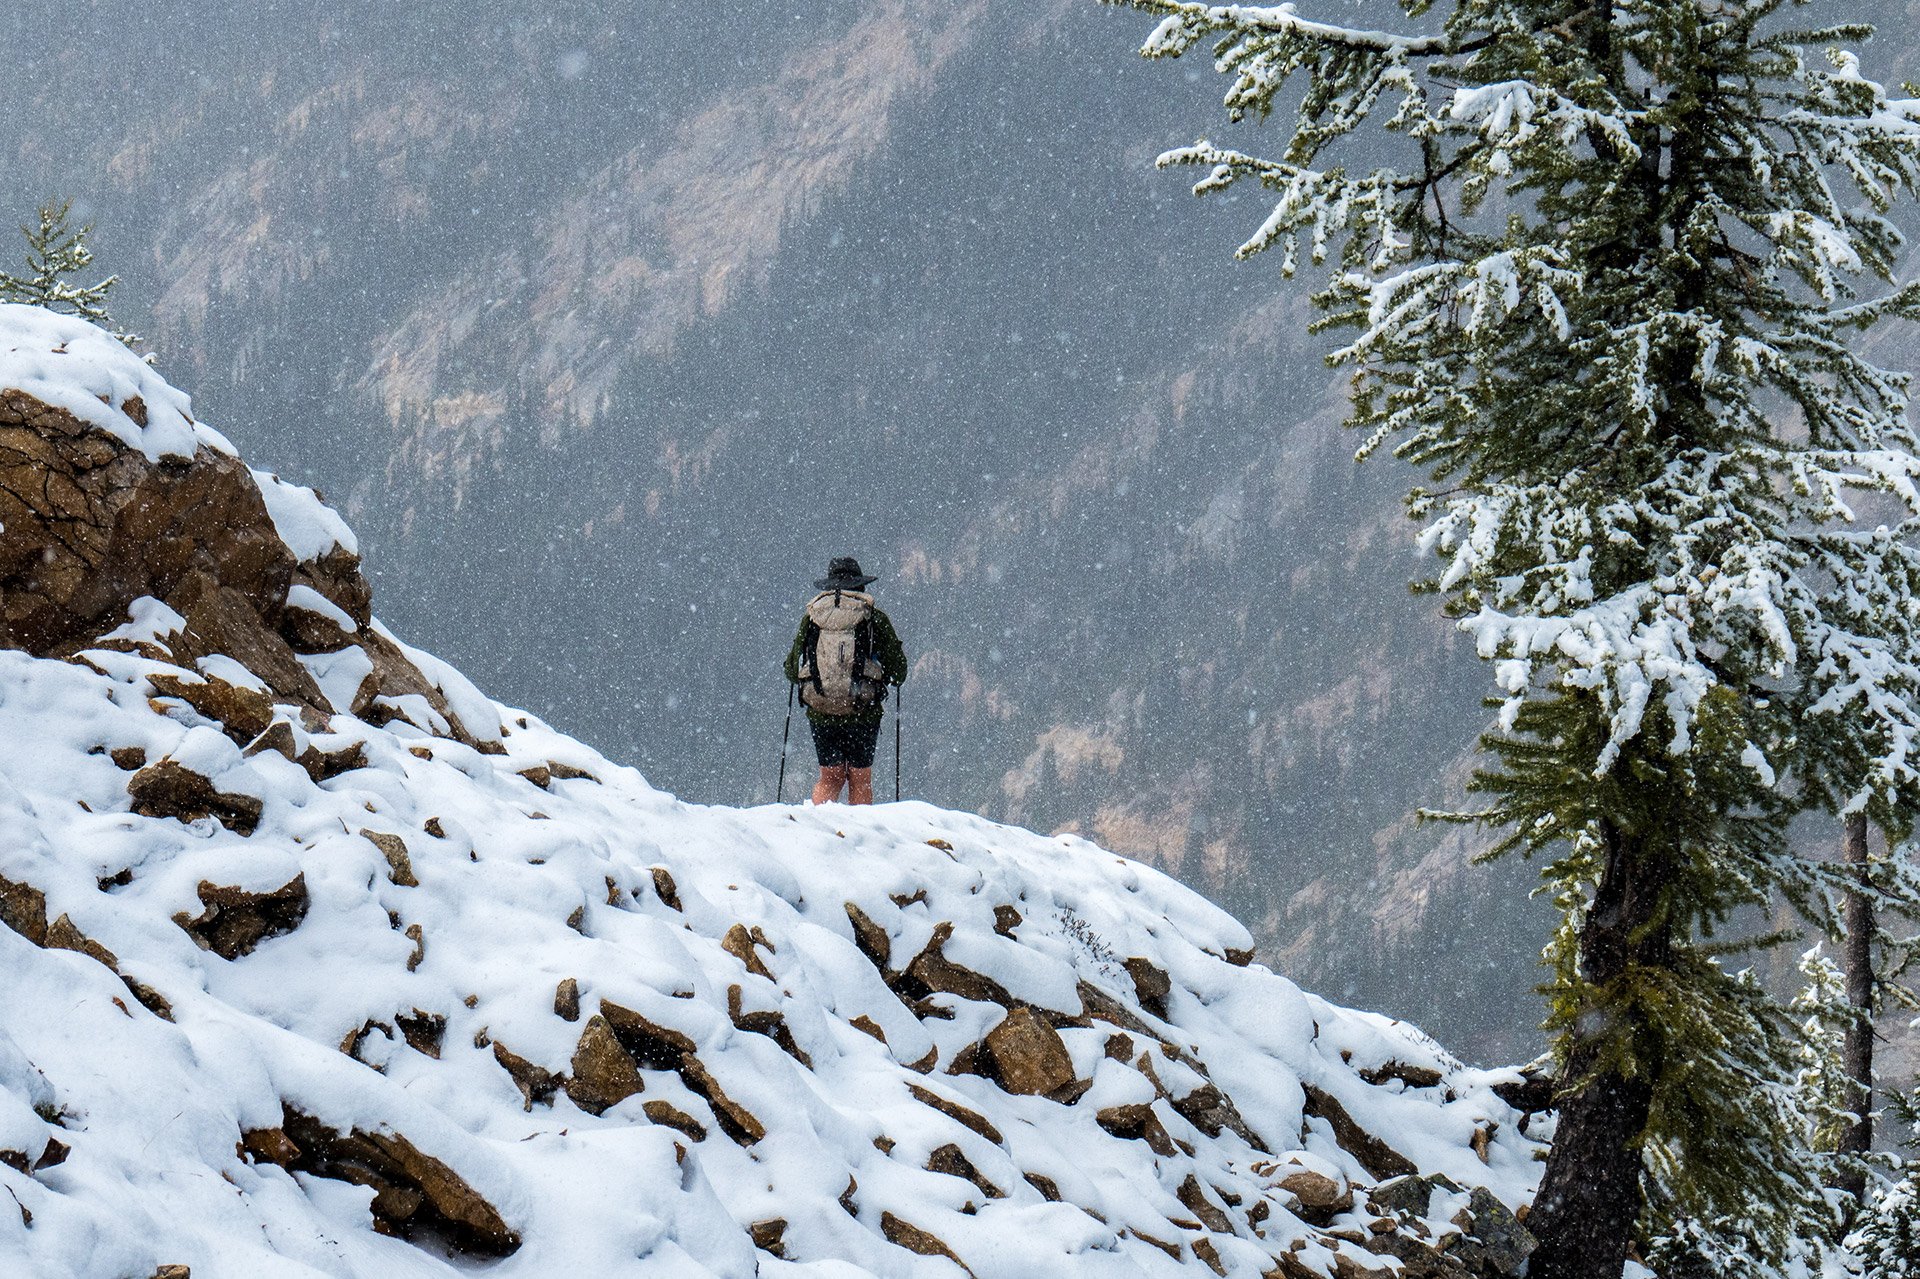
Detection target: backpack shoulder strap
<box><xmin>801</xmin><ymin>616</ymin><xmax>824</xmax><ymax>692</ymax></box>
<box><xmin>855</xmin><ymin>611</ymin><xmax>875</xmax><ymax>670</ymax></box>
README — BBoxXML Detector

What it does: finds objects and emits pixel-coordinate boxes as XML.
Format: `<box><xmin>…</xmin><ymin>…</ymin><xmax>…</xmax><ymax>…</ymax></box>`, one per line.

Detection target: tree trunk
<box><xmin>1528</xmin><ymin>818</ymin><xmax>1671</xmax><ymax>1279</ymax></box>
<box><xmin>1833</xmin><ymin>811</ymin><xmax>1873</xmax><ymax>1211</ymax></box>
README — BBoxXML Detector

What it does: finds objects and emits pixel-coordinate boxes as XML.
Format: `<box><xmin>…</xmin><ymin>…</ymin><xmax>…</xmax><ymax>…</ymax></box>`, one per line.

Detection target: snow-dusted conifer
<box><xmin>1848</xmin><ymin>1129</ymin><xmax>1920</xmax><ymax>1279</ymax></box>
<box><xmin>0</xmin><ymin>200</ymin><xmax>126</xmax><ymax>340</ymax></box>
<box><xmin>1100</xmin><ymin>2</ymin><xmax>1920</xmax><ymax>1275</ymax></box>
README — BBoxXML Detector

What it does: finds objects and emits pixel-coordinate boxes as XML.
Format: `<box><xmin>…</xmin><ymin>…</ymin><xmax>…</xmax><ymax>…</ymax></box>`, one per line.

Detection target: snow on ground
<box><xmin>0</xmin><ymin>303</ymin><xmax>211</xmax><ymax>462</ymax></box>
<box><xmin>0</xmin><ymin>638</ymin><xmax>1542</xmax><ymax>1278</ymax></box>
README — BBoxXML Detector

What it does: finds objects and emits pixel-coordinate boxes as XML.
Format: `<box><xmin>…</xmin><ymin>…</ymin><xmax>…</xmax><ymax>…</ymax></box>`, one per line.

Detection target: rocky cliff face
<box><xmin>0</xmin><ymin>306</ymin><xmax>1548</xmax><ymax>1278</ymax></box>
<box><xmin>0</xmin><ymin>0</ymin><xmax>1567</xmax><ymax>1059</ymax></box>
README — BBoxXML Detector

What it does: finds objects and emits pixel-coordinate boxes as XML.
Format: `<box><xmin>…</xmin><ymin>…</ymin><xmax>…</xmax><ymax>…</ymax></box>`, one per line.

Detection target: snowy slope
<box><xmin>0</xmin><ymin>309</ymin><xmax>1543</xmax><ymax>1277</ymax></box>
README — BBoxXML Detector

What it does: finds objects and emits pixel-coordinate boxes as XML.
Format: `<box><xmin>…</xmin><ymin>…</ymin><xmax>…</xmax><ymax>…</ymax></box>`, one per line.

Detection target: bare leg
<box><xmin>847</xmin><ymin>767</ymin><xmax>874</xmax><ymax>805</ymax></box>
<box><xmin>812</xmin><ymin>764</ymin><xmax>849</xmax><ymax>805</ymax></box>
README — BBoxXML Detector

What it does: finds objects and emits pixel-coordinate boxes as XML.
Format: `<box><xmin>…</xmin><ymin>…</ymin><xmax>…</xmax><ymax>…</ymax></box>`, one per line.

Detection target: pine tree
<box><xmin>1096</xmin><ymin>2</ymin><xmax>1920</xmax><ymax>1275</ymax></box>
<box><xmin>1851</xmin><ymin>1177</ymin><xmax>1920</xmax><ymax>1279</ymax></box>
<box><xmin>0</xmin><ymin>200</ymin><xmax>127</xmax><ymax>338</ymax></box>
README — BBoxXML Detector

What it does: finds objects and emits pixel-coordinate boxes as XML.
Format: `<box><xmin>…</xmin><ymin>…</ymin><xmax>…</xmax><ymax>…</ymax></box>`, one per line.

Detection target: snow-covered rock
<box><xmin>0</xmin><ymin>307</ymin><xmax>1544</xmax><ymax>1277</ymax></box>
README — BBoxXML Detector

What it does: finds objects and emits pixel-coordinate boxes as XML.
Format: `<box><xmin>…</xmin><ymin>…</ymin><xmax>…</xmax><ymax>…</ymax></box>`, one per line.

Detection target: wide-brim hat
<box><xmin>815</xmin><ymin>556</ymin><xmax>877</xmax><ymax>590</ymax></box>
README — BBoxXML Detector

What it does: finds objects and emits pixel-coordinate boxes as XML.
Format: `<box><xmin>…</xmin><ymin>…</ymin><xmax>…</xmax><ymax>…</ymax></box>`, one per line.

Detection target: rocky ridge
<box><xmin>0</xmin><ymin>306</ymin><xmax>1546</xmax><ymax>1277</ymax></box>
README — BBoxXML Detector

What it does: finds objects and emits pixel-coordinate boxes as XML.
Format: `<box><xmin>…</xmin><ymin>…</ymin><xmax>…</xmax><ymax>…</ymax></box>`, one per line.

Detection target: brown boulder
<box><xmin>843</xmin><ymin>901</ymin><xmax>891</xmax><ymax>969</ymax></box>
<box><xmin>642</xmin><ymin>1100</ymin><xmax>707</xmax><ymax>1141</ymax></box>
<box><xmin>129</xmin><ymin>759</ymin><xmax>263</xmax><ymax>835</ymax></box>
<box><xmin>172</xmin><ymin>874</ymin><xmax>308</xmax><ymax>959</ymax></box>
<box><xmin>242</xmin><ymin>722</ymin><xmax>298</xmax><ymax>763</ymax></box>
<box><xmin>1024</xmin><ymin>1171</ymin><xmax>1062</xmax><ymax>1201</ymax></box>
<box><xmin>748</xmin><ymin>1218</ymin><xmax>788</xmax><ymax>1258</ymax></box>
<box><xmin>395</xmin><ymin>1009</ymin><xmax>445</xmax><ymax>1059</ymax></box>
<box><xmin>242</xmin><ymin>1127</ymin><xmax>301</xmax><ymax>1167</ymax></box>
<box><xmin>907</xmin><ymin>1083</ymin><xmax>1004</xmax><ymax>1145</ymax></box>
<box><xmin>1095</xmin><ymin>1103</ymin><xmax>1178</xmax><ymax>1157</ymax></box>
<box><xmin>0</xmin><ymin>384</ymin><xmax>504</xmax><ymax>744</ymax></box>
<box><xmin>1177</xmin><ymin>1173</ymin><xmax>1234</xmax><ymax>1234</ymax></box>
<box><xmin>147</xmin><ymin>671</ymin><xmax>275</xmax><ymax>743</ymax></box>
<box><xmin>649</xmin><ymin>867</ymin><xmax>682</xmax><ymax>911</ymax></box>
<box><xmin>1359</xmin><ymin>1060</ymin><xmax>1446</xmax><ymax>1090</ymax></box>
<box><xmin>982</xmin><ymin>1007</ymin><xmax>1076</xmax><ymax>1097</ymax></box>
<box><xmin>901</xmin><ymin>921</ymin><xmax>1017</xmax><ymax>1007</ymax></box>
<box><xmin>726</xmin><ymin>985</ymin><xmax>812</xmax><ymax>1066</ymax></box>
<box><xmin>1123</xmin><ymin>956</ymin><xmax>1172</xmax><ymax>1020</ymax></box>
<box><xmin>162</xmin><ymin>572</ymin><xmax>327</xmax><ymax>711</ymax></box>
<box><xmin>679</xmin><ymin>1055</ymin><xmax>764</xmax><ymax>1145</ymax></box>
<box><xmin>0</xmin><ymin>878</ymin><xmax>172</xmax><ymax>1019</ymax></box>
<box><xmin>1076</xmin><ymin>980</ymin><xmax>1156</xmax><ymax>1038</ymax></box>
<box><xmin>0</xmin><ymin>874</ymin><xmax>48</xmax><ymax>946</ymax></box>
<box><xmin>1302</xmin><ymin>1083</ymin><xmax>1418</xmax><ymax>1181</ymax></box>
<box><xmin>296</xmin><ymin>741</ymin><xmax>366</xmax><ymax>783</ymax></box>
<box><xmin>350</xmin><ymin>628</ymin><xmax>494</xmax><ymax>747</ymax></box>
<box><xmin>1490</xmin><ymin>1067</ymin><xmax>1556</xmax><ymax>1117</ymax></box>
<box><xmin>565</xmin><ymin>1015</ymin><xmax>644</xmax><ymax>1115</ymax></box>
<box><xmin>491</xmin><ymin>1041</ymin><xmax>561</xmax><ymax>1110</ymax></box>
<box><xmin>881</xmin><ymin>1212</ymin><xmax>977</xmax><ymax>1277</ymax></box>
<box><xmin>1172</xmin><ymin>1082</ymin><xmax>1267</xmax><ymax>1149</ymax></box>
<box><xmin>261</xmin><ymin>1106</ymin><xmax>520</xmax><ymax>1257</ymax></box>
<box><xmin>361</xmin><ymin>830</ymin><xmax>417</xmax><ymax>887</ymax></box>
<box><xmin>292</xmin><ymin>546</ymin><xmax>372</xmax><ymax>630</ymax></box>
<box><xmin>279</xmin><ymin>590</ymin><xmax>357</xmax><ymax>653</ymax></box>
<box><xmin>1277</xmin><ymin>1167</ymin><xmax>1353</xmax><ymax>1224</ymax></box>
<box><xmin>925</xmin><ymin>1143</ymin><xmax>1005</xmax><ymax>1199</ymax></box>
<box><xmin>597</xmin><ymin>1000</ymin><xmax>697</xmax><ymax>1069</ymax></box>
<box><xmin>554</xmin><ymin>977</ymin><xmax>581</xmax><ymax>1022</ymax></box>
<box><xmin>45</xmin><ymin>912</ymin><xmax>118</xmax><ymax>970</ymax></box>
<box><xmin>722</xmin><ymin>922</ymin><xmax>775</xmax><ymax>981</ymax></box>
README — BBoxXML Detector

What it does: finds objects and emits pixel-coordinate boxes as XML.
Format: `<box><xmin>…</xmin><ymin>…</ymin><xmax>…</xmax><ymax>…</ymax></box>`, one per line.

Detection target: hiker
<box><xmin>783</xmin><ymin>556</ymin><xmax>907</xmax><ymax>805</ymax></box>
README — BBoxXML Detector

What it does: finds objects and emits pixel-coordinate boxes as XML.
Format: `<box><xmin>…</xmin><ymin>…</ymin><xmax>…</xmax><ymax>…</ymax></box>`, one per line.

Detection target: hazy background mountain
<box><xmin>8</xmin><ymin>0</ymin><xmax>1914</xmax><ymax>1062</ymax></box>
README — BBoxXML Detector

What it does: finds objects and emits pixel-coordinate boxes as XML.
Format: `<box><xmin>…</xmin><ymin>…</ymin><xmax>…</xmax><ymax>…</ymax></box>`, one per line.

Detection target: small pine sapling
<box><xmin>1849</xmin><ymin>1137</ymin><xmax>1920</xmax><ymax>1279</ymax></box>
<box><xmin>0</xmin><ymin>200</ymin><xmax>135</xmax><ymax>345</ymax></box>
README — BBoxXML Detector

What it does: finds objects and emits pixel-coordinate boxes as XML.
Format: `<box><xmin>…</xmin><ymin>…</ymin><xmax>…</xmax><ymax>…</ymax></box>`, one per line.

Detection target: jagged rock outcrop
<box><xmin>0</xmin><ymin>308</ymin><xmax>498</xmax><ymax>760</ymax></box>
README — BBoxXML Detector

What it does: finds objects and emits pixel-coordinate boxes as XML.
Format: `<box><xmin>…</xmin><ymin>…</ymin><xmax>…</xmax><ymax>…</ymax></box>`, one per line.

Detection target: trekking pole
<box><xmin>893</xmin><ymin>683</ymin><xmax>902</xmax><ymax>803</ymax></box>
<box><xmin>776</xmin><ymin>681</ymin><xmax>795</xmax><ymax>803</ymax></box>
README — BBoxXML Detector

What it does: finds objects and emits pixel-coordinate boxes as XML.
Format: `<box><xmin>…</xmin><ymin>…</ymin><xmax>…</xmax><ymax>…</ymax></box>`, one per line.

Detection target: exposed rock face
<box><xmin>0</xmin><ymin>355</ymin><xmax>497</xmax><ymax>758</ymax></box>
<box><xmin>981</xmin><ymin>1007</ymin><xmax>1075</xmax><ymax>1097</ymax></box>
<box><xmin>0</xmin><ymin>390</ymin><xmax>293</xmax><ymax>657</ymax></box>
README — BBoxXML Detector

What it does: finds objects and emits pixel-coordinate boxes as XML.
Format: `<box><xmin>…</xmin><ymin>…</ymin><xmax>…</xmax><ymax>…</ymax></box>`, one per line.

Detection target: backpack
<box><xmin>797</xmin><ymin>590</ymin><xmax>886</xmax><ymax>716</ymax></box>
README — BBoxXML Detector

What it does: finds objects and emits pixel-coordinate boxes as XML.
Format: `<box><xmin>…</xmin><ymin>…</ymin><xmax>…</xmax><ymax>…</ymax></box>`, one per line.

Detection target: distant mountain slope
<box><xmin>0</xmin><ymin>306</ymin><xmax>1544</xmax><ymax>1277</ymax></box>
<box><xmin>0</xmin><ymin>1</ymin><xmax>1564</xmax><ymax>1058</ymax></box>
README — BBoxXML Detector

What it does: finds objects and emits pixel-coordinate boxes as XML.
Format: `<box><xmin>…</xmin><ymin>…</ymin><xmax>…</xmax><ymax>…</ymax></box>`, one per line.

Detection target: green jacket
<box><xmin>784</xmin><ymin>601</ymin><xmax>907</xmax><ymax>724</ymax></box>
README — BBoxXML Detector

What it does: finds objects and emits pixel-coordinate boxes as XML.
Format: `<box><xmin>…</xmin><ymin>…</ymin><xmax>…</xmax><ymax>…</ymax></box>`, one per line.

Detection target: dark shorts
<box><xmin>810</xmin><ymin>716</ymin><xmax>881</xmax><ymax>769</ymax></box>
